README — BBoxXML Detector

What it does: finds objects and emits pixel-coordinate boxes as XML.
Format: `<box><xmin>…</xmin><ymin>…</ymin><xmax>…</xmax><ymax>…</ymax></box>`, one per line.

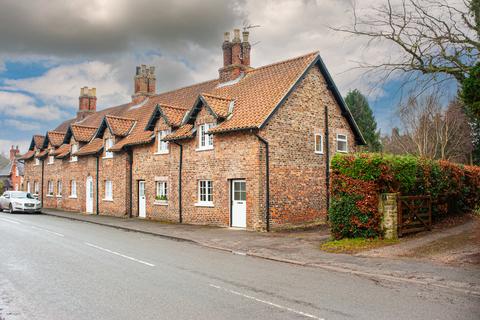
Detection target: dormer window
<box><xmin>71</xmin><ymin>144</ymin><xmax>78</xmax><ymax>162</ymax></box>
<box><xmin>104</xmin><ymin>138</ymin><xmax>114</xmax><ymax>158</ymax></box>
<box><xmin>198</xmin><ymin>123</ymin><xmax>214</xmax><ymax>150</ymax></box>
<box><xmin>156</xmin><ymin>130</ymin><xmax>171</xmax><ymax>154</ymax></box>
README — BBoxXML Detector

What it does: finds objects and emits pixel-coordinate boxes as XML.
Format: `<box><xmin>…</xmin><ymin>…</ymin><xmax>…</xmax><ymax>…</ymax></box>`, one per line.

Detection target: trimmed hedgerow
<box><xmin>329</xmin><ymin>153</ymin><xmax>480</xmax><ymax>239</ymax></box>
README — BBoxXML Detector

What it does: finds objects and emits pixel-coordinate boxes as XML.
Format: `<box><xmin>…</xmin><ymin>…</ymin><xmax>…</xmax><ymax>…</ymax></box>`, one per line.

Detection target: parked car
<box><xmin>0</xmin><ymin>191</ymin><xmax>42</xmax><ymax>213</ymax></box>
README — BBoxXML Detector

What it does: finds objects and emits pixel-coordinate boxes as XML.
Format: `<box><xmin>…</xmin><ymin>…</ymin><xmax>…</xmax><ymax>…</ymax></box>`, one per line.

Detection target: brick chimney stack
<box><xmin>9</xmin><ymin>145</ymin><xmax>19</xmax><ymax>161</ymax></box>
<box><xmin>133</xmin><ymin>65</ymin><xmax>156</xmax><ymax>102</ymax></box>
<box><xmin>219</xmin><ymin>28</ymin><xmax>252</xmax><ymax>83</ymax></box>
<box><xmin>77</xmin><ymin>86</ymin><xmax>97</xmax><ymax>120</ymax></box>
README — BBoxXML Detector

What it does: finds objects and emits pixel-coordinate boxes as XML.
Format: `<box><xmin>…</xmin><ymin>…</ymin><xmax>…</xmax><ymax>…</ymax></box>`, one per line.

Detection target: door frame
<box><xmin>138</xmin><ymin>180</ymin><xmax>146</xmax><ymax>218</ymax></box>
<box><xmin>86</xmin><ymin>176</ymin><xmax>93</xmax><ymax>214</ymax></box>
<box><xmin>230</xmin><ymin>179</ymin><xmax>247</xmax><ymax>228</ymax></box>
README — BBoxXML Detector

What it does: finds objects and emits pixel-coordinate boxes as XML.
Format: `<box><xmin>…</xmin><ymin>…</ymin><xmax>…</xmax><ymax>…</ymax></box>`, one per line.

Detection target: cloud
<box><xmin>0</xmin><ymin>91</ymin><xmax>65</xmax><ymax>121</ymax></box>
<box><xmin>0</xmin><ymin>0</ymin><xmax>241</xmax><ymax>57</ymax></box>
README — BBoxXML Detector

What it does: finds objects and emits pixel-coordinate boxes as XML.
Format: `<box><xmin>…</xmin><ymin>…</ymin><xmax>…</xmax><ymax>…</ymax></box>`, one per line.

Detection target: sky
<box><xmin>0</xmin><ymin>0</ymin><xmax>459</xmax><ymax>156</ymax></box>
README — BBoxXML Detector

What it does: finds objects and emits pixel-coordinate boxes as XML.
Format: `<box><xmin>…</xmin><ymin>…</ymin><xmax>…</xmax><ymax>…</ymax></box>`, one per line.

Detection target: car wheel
<box><xmin>8</xmin><ymin>204</ymin><xmax>13</xmax><ymax>213</ymax></box>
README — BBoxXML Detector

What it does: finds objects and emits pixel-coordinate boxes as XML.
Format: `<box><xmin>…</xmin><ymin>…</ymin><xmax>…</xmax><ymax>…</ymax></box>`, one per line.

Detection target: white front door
<box><xmin>86</xmin><ymin>176</ymin><xmax>94</xmax><ymax>214</ymax></box>
<box><xmin>231</xmin><ymin>180</ymin><xmax>247</xmax><ymax>228</ymax></box>
<box><xmin>138</xmin><ymin>181</ymin><xmax>146</xmax><ymax>218</ymax></box>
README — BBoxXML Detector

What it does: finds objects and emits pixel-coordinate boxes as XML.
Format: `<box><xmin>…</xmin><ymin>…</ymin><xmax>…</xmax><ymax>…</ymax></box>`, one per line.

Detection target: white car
<box><xmin>0</xmin><ymin>191</ymin><xmax>42</xmax><ymax>213</ymax></box>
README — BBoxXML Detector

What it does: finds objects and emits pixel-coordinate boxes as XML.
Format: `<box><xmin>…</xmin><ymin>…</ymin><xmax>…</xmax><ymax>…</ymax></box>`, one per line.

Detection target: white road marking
<box><xmin>209</xmin><ymin>284</ymin><xmax>324</xmax><ymax>320</ymax></box>
<box><xmin>30</xmin><ymin>225</ymin><xmax>64</xmax><ymax>237</ymax></box>
<box><xmin>0</xmin><ymin>218</ymin><xmax>20</xmax><ymax>224</ymax></box>
<box><xmin>84</xmin><ymin>242</ymin><xmax>155</xmax><ymax>267</ymax></box>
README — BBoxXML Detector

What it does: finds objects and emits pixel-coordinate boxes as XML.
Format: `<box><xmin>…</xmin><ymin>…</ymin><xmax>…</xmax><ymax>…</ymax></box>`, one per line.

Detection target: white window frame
<box><xmin>104</xmin><ymin>138</ymin><xmax>114</xmax><ymax>159</ymax></box>
<box><xmin>314</xmin><ymin>132</ymin><xmax>323</xmax><ymax>154</ymax></box>
<box><xmin>336</xmin><ymin>133</ymin><xmax>348</xmax><ymax>153</ymax></box>
<box><xmin>104</xmin><ymin>180</ymin><xmax>113</xmax><ymax>201</ymax></box>
<box><xmin>197</xmin><ymin>123</ymin><xmax>214</xmax><ymax>151</ymax></box>
<box><xmin>57</xmin><ymin>180</ymin><xmax>62</xmax><ymax>197</ymax></box>
<box><xmin>34</xmin><ymin>157</ymin><xmax>40</xmax><ymax>166</ymax></box>
<box><xmin>155</xmin><ymin>180</ymin><xmax>168</xmax><ymax>205</ymax></box>
<box><xmin>156</xmin><ymin>130</ymin><xmax>171</xmax><ymax>154</ymax></box>
<box><xmin>47</xmin><ymin>180</ymin><xmax>54</xmax><ymax>196</ymax></box>
<box><xmin>34</xmin><ymin>181</ymin><xmax>39</xmax><ymax>194</ymax></box>
<box><xmin>70</xmin><ymin>144</ymin><xmax>78</xmax><ymax>162</ymax></box>
<box><xmin>27</xmin><ymin>182</ymin><xmax>31</xmax><ymax>193</ymax></box>
<box><xmin>48</xmin><ymin>155</ymin><xmax>55</xmax><ymax>164</ymax></box>
<box><xmin>195</xmin><ymin>180</ymin><xmax>213</xmax><ymax>206</ymax></box>
<box><xmin>70</xmin><ymin>180</ymin><xmax>77</xmax><ymax>198</ymax></box>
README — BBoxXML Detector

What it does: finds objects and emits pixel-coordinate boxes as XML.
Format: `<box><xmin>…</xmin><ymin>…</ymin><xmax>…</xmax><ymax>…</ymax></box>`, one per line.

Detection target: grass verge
<box><xmin>320</xmin><ymin>238</ymin><xmax>399</xmax><ymax>254</ymax></box>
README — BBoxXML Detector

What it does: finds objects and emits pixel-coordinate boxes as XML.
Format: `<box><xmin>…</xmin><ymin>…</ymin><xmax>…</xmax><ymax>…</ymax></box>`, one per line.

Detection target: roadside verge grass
<box><xmin>320</xmin><ymin>238</ymin><xmax>399</xmax><ymax>254</ymax></box>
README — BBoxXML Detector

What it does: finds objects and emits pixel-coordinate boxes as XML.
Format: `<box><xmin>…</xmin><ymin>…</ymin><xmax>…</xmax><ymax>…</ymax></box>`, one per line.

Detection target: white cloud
<box><xmin>4</xmin><ymin>61</ymin><xmax>130</xmax><ymax>110</ymax></box>
<box><xmin>0</xmin><ymin>91</ymin><xmax>66</xmax><ymax>121</ymax></box>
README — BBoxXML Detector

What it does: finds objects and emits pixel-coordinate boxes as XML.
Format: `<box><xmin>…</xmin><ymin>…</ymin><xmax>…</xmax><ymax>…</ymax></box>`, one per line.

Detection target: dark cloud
<box><xmin>0</xmin><ymin>0</ymin><xmax>244</xmax><ymax>57</ymax></box>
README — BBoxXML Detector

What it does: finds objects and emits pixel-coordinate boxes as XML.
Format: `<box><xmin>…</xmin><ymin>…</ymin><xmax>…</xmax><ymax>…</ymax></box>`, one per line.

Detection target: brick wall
<box><xmin>23</xmin><ymin>156</ymin><xmax>43</xmax><ymax>198</ymax></box>
<box><xmin>260</xmin><ymin>65</ymin><xmax>357</xmax><ymax>229</ymax></box>
<box><xmin>98</xmin><ymin>130</ymin><xmax>129</xmax><ymax>217</ymax></box>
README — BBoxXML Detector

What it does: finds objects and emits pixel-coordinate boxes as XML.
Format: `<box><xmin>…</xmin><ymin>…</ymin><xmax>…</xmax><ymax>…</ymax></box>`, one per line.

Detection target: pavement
<box><xmin>40</xmin><ymin>209</ymin><xmax>480</xmax><ymax>297</ymax></box>
<box><xmin>1</xmin><ymin>211</ymin><xmax>479</xmax><ymax>320</ymax></box>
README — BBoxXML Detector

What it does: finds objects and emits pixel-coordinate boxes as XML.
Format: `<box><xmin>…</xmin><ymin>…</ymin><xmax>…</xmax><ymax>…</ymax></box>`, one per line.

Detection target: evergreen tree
<box><xmin>344</xmin><ymin>89</ymin><xmax>382</xmax><ymax>151</ymax></box>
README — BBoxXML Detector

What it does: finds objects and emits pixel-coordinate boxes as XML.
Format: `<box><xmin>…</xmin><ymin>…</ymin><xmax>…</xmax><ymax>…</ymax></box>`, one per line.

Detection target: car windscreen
<box><xmin>10</xmin><ymin>192</ymin><xmax>34</xmax><ymax>199</ymax></box>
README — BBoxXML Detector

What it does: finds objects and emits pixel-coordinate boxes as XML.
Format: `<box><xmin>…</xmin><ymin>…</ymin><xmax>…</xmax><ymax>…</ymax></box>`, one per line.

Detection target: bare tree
<box><xmin>385</xmin><ymin>93</ymin><xmax>473</xmax><ymax>163</ymax></box>
<box><xmin>333</xmin><ymin>0</ymin><xmax>479</xmax><ymax>84</ymax></box>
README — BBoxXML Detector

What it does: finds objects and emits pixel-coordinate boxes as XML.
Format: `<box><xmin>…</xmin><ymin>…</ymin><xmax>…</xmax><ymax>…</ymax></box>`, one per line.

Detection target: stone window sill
<box><xmin>69</xmin><ymin>195</ymin><xmax>77</xmax><ymax>199</ymax></box>
<box><xmin>314</xmin><ymin>151</ymin><xmax>324</xmax><ymax>155</ymax></box>
<box><xmin>195</xmin><ymin>146</ymin><xmax>213</xmax><ymax>152</ymax></box>
<box><xmin>194</xmin><ymin>202</ymin><xmax>214</xmax><ymax>207</ymax></box>
<box><xmin>46</xmin><ymin>194</ymin><xmax>54</xmax><ymax>198</ymax></box>
<box><xmin>154</xmin><ymin>151</ymin><xmax>169</xmax><ymax>155</ymax></box>
<box><xmin>103</xmin><ymin>198</ymin><xmax>113</xmax><ymax>202</ymax></box>
<box><xmin>56</xmin><ymin>195</ymin><xmax>62</xmax><ymax>198</ymax></box>
<box><xmin>154</xmin><ymin>200</ymin><xmax>168</xmax><ymax>206</ymax></box>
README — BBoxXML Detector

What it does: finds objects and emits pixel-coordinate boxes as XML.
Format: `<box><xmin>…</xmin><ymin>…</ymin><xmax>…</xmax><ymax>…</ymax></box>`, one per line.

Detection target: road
<box><xmin>0</xmin><ymin>212</ymin><xmax>478</xmax><ymax>320</ymax></box>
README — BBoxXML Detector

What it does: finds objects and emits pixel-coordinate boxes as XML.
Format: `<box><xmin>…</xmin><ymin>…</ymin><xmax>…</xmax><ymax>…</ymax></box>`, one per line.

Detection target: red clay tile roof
<box><xmin>36</xmin><ymin>149</ymin><xmax>48</xmax><ymax>158</ymax></box>
<box><xmin>110</xmin><ymin>131</ymin><xmax>154</xmax><ymax>152</ymax></box>
<box><xmin>19</xmin><ymin>150</ymin><xmax>35</xmax><ymax>160</ymax></box>
<box><xmin>200</xmin><ymin>93</ymin><xmax>233</xmax><ymax>118</ymax></box>
<box><xmin>159</xmin><ymin>104</ymin><xmax>187</xmax><ymax>127</ymax></box>
<box><xmin>34</xmin><ymin>51</ymin><xmax>365</xmax><ymax>154</ymax></box>
<box><xmin>33</xmin><ymin>135</ymin><xmax>45</xmax><ymax>149</ymax></box>
<box><xmin>163</xmin><ymin>124</ymin><xmax>195</xmax><ymax>141</ymax></box>
<box><xmin>105</xmin><ymin>115</ymin><xmax>136</xmax><ymax>137</ymax></box>
<box><xmin>75</xmin><ymin>138</ymin><xmax>103</xmax><ymax>156</ymax></box>
<box><xmin>46</xmin><ymin>131</ymin><xmax>66</xmax><ymax>147</ymax></box>
<box><xmin>207</xmin><ymin>52</ymin><xmax>318</xmax><ymax>133</ymax></box>
<box><xmin>53</xmin><ymin>144</ymin><xmax>71</xmax><ymax>158</ymax></box>
<box><xmin>71</xmin><ymin>124</ymin><xmax>97</xmax><ymax>142</ymax></box>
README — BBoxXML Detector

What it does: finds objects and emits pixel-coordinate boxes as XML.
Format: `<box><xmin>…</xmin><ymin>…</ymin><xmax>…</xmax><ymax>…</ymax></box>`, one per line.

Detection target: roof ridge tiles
<box><xmin>246</xmin><ymin>51</ymin><xmax>319</xmax><ymax>74</ymax></box>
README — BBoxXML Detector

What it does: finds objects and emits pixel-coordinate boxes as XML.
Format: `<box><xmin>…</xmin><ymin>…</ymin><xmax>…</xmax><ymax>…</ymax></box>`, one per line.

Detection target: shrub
<box><xmin>329</xmin><ymin>153</ymin><xmax>480</xmax><ymax>239</ymax></box>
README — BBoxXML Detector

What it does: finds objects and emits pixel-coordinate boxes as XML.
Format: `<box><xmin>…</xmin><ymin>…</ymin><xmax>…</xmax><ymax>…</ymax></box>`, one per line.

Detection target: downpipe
<box><xmin>172</xmin><ymin>141</ymin><xmax>183</xmax><ymax>223</ymax></box>
<box><xmin>254</xmin><ymin>132</ymin><xmax>270</xmax><ymax>232</ymax></box>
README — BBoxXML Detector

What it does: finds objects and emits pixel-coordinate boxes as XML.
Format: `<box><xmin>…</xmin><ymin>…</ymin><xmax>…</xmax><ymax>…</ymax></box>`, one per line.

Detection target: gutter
<box><xmin>324</xmin><ymin>106</ymin><xmax>330</xmax><ymax>221</ymax></box>
<box><xmin>95</xmin><ymin>155</ymin><xmax>99</xmax><ymax>215</ymax></box>
<box><xmin>41</xmin><ymin>158</ymin><xmax>45</xmax><ymax>205</ymax></box>
<box><xmin>127</xmin><ymin>148</ymin><xmax>133</xmax><ymax>218</ymax></box>
<box><xmin>172</xmin><ymin>141</ymin><xmax>183</xmax><ymax>223</ymax></box>
<box><xmin>254</xmin><ymin>132</ymin><xmax>270</xmax><ymax>232</ymax></box>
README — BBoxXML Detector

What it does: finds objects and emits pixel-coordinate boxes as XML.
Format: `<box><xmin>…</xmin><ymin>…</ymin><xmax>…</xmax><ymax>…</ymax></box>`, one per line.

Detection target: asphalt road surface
<box><xmin>0</xmin><ymin>212</ymin><xmax>478</xmax><ymax>320</ymax></box>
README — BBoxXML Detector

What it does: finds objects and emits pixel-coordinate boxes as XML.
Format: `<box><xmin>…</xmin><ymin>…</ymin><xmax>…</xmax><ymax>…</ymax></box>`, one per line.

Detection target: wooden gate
<box><xmin>397</xmin><ymin>195</ymin><xmax>432</xmax><ymax>237</ymax></box>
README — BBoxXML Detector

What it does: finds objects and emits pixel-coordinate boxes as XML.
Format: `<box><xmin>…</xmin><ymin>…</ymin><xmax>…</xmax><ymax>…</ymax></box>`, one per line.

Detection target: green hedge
<box><xmin>329</xmin><ymin>153</ymin><xmax>480</xmax><ymax>239</ymax></box>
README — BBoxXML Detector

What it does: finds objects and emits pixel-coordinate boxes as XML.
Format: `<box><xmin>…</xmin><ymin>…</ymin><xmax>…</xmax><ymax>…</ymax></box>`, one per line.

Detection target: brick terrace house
<box><xmin>0</xmin><ymin>146</ymin><xmax>24</xmax><ymax>192</ymax></box>
<box><xmin>21</xmin><ymin>29</ymin><xmax>365</xmax><ymax>231</ymax></box>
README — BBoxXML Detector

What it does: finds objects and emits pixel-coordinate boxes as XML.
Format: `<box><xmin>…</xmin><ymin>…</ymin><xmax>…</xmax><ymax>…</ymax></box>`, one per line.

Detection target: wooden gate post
<box><xmin>379</xmin><ymin>193</ymin><xmax>399</xmax><ymax>239</ymax></box>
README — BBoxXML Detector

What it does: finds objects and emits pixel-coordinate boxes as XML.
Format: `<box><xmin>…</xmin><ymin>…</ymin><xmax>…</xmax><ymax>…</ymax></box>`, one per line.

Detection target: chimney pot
<box><xmin>224</xmin><ymin>32</ymin><xmax>230</xmax><ymax>42</ymax></box>
<box><xmin>233</xmin><ymin>29</ymin><xmax>241</xmax><ymax>41</ymax></box>
<box><xmin>242</xmin><ymin>31</ymin><xmax>249</xmax><ymax>42</ymax></box>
